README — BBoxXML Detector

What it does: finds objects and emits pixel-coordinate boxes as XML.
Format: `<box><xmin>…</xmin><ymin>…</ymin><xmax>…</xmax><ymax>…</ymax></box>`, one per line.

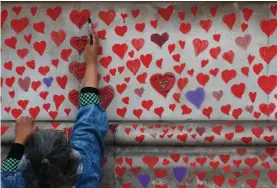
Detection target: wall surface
<box><xmin>1</xmin><ymin>2</ymin><xmax>277</xmax><ymax>121</ymax></box>
<box><xmin>1</xmin><ymin>2</ymin><xmax>277</xmax><ymax>188</ymax></box>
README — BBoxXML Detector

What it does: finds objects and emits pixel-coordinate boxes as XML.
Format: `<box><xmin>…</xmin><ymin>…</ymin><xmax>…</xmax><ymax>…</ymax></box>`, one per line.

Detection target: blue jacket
<box><xmin>1</xmin><ymin>103</ymin><xmax>108</xmax><ymax>188</ymax></box>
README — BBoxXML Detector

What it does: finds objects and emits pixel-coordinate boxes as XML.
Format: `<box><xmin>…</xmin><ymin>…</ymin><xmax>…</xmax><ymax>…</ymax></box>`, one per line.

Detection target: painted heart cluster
<box><xmin>112</xmin><ymin>147</ymin><xmax>277</xmax><ymax>187</ymax></box>
<box><xmin>1</xmin><ymin>3</ymin><xmax>277</xmax><ymax>120</ymax></box>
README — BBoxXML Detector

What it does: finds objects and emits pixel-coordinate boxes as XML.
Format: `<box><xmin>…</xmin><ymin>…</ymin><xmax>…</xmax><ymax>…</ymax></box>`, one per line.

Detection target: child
<box><xmin>1</xmin><ymin>32</ymin><xmax>108</xmax><ymax>188</ymax></box>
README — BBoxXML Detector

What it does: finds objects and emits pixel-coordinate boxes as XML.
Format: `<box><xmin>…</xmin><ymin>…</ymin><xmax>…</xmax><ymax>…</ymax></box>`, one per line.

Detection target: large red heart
<box><xmin>158</xmin><ymin>5</ymin><xmax>174</xmax><ymax>21</ymax></box>
<box><xmin>68</xmin><ymin>61</ymin><xmax>86</xmax><ymax>83</ymax></box>
<box><xmin>11</xmin><ymin>108</ymin><xmax>23</xmax><ymax>119</ymax></box>
<box><xmin>260</xmin><ymin>19</ymin><xmax>277</xmax><ymax>37</ymax></box>
<box><xmin>100</xmin><ymin>56</ymin><xmax>112</xmax><ymax>69</ymax></box>
<box><xmin>259</xmin><ymin>103</ymin><xmax>276</xmax><ymax>116</ymax></box>
<box><xmin>221</xmin><ymin>69</ymin><xmax>237</xmax><ymax>84</ymax></box>
<box><xmin>112</xmin><ymin>43</ymin><xmax>128</xmax><ymax>59</ymax></box>
<box><xmin>142</xmin><ymin>156</ymin><xmax>159</xmax><ymax>168</ymax></box>
<box><xmin>132</xmin><ymin>38</ymin><xmax>144</xmax><ymax>51</ymax></box>
<box><xmin>68</xmin><ymin>89</ymin><xmax>79</xmax><ymax>108</ymax></box>
<box><xmin>61</xmin><ymin>49</ymin><xmax>72</xmax><ymax>61</ymax></box>
<box><xmin>209</xmin><ymin>46</ymin><xmax>221</xmax><ymax>59</ymax></box>
<box><xmin>150</xmin><ymin>72</ymin><xmax>176</xmax><ymax>98</ymax></box>
<box><xmin>115</xmin><ymin>25</ymin><xmax>127</xmax><ymax>37</ymax></box>
<box><xmin>29</xmin><ymin>106</ymin><xmax>40</xmax><ymax>119</ymax></box>
<box><xmin>179</xmin><ymin>23</ymin><xmax>191</xmax><ymax>34</ymax></box>
<box><xmin>242</xmin><ymin>8</ymin><xmax>253</xmax><ymax>21</ymax></box>
<box><xmin>258</xmin><ymin>75</ymin><xmax>277</xmax><ymax>94</ymax></box>
<box><xmin>10</xmin><ymin>17</ymin><xmax>29</xmax><ymax>34</ymax></box>
<box><xmin>259</xmin><ymin>45</ymin><xmax>277</xmax><ymax>64</ymax></box>
<box><xmin>17</xmin><ymin>48</ymin><xmax>29</xmax><ymax>59</ymax></box>
<box><xmin>126</xmin><ymin>59</ymin><xmax>141</xmax><ymax>75</ymax></box>
<box><xmin>4</xmin><ymin>37</ymin><xmax>17</xmax><ymax>49</ymax></box>
<box><xmin>99</xmin><ymin>9</ymin><xmax>116</xmax><ymax>25</ymax></box>
<box><xmin>33</xmin><ymin>41</ymin><xmax>46</xmax><ymax>56</ymax></box>
<box><xmin>222</xmin><ymin>13</ymin><xmax>236</xmax><ymax>30</ymax></box>
<box><xmin>46</xmin><ymin>6</ymin><xmax>62</xmax><ymax>21</ymax></box>
<box><xmin>222</xmin><ymin>50</ymin><xmax>235</xmax><ymax>64</ymax></box>
<box><xmin>51</xmin><ymin>30</ymin><xmax>66</xmax><ymax>47</ymax></box>
<box><xmin>69</xmin><ymin>9</ymin><xmax>90</xmax><ymax>29</ymax></box>
<box><xmin>53</xmin><ymin>94</ymin><xmax>65</xmax><ymax>110</ymax></box>
<box><xmin>99</xmin><ymin>85</ymin><xmax>115</xmax><ymax>110</ymax></box>
<box><xmin>231</xmin><ymin>83</ymin><xmax>245</xmax><ymax>98</ymax></box>
<box><xmin>33</xmin><ymin>22</ymin><xmax>45</xmax><ymax>33</ymax></box>
<box><xmin>193</xmin><ymin>38</ymin><xmax>209</xmax><ymax>56</ymax></box>
<box><xmin>200</xmin><ymin>19</ymin><xmax>212</xmax><ymax>32</ymax></box>
<box><xmin>70</xmin><ymin>36</ymin><xmax>88</xmax><ymax>54</ymax></box>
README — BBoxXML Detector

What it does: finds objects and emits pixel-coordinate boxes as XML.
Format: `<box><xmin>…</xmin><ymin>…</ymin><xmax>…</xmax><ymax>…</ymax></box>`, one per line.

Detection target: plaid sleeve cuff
<box><xmin>79</xmin><ymin>92</ymin><xmax>100</xmax><ymax>106</ymax></box>
<box><xmin>1</xmin><ymin>158</ymin><xmax>19</xmax><ymax>172</ymax></box>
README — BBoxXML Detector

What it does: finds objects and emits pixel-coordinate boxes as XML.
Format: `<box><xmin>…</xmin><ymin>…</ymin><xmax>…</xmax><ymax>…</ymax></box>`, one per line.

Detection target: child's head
<box><xmin>22</xmin><ymin>130</ymin><xmax>75</xmax><ymax>188</ymax></box>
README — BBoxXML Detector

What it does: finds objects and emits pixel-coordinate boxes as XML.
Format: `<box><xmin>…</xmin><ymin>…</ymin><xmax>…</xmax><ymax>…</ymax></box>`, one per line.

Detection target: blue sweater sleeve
<box><xmin>70</xmin><ymin>90</ymin><xmax>108</xmax><ymax>187</ymax></box>
<box><xmin>1</xmin><ymin>144</ymin><xmax>27</xmax><ymax>187</ymax></box>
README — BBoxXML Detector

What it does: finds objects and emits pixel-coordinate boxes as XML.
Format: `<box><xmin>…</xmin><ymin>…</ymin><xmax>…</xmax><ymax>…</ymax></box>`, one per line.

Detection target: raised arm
<box><xmin>70</xmin><ymin>32</ymin><xmax>108</xmax><ymax>186</ymax></box>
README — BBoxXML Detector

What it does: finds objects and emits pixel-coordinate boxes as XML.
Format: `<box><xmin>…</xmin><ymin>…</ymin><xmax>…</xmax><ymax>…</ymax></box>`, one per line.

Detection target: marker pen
<box><xmin>88</xmin><ymin>18</ymin><xmax>93</xmax><ymax>45</ymax></box>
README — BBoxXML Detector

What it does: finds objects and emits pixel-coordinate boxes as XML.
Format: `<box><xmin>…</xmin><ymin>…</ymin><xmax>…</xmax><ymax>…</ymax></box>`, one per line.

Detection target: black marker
<box><xmin>88</xmin><ymin>18</ymin><xmax>93</xmax><ymax>45</ymax></box>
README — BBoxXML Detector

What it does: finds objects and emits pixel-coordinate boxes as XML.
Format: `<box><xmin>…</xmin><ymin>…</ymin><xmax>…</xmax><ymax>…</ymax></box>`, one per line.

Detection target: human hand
<box><xmin>14</xmin><ymin>116</ymin><xmax>39</xmax><ymax>145</ymax></box>
<box><xmin>84</xmin><ymin>31</ymin><xmax>99</xmax><ymax>65</ymax></box>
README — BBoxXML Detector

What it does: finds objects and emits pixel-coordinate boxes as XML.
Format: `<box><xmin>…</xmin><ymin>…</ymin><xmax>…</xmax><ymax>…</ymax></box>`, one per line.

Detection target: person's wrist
<box><xmin>14</xmin><ymin>137</ymin><xmax>26</xmax><ymax>145</ymax></box>
<box><xmin>86</xmin><ymin>59</ymin><xmax>97</xmax><ymax>65</ymax></box>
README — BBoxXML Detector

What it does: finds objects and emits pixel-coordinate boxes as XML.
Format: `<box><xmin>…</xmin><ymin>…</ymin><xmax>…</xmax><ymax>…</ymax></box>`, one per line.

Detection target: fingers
<box><xmin>84</xmin><ymin>44</ymin><xmax>90</xmax><ymax>51</ymax></box>
<box><xmin>16</xmin><ymin>116</ymin><xmax>33</xmax><ymax>124</ymax></box>
<box><xmin>91</xmin><ymin>31</ymin><xmax>99</xmax><ymax>46</ymax></box>
<box><xmin>31</xmin><ymin>126</ymin><xmax>39</xmax><ymax>133</ymax></box>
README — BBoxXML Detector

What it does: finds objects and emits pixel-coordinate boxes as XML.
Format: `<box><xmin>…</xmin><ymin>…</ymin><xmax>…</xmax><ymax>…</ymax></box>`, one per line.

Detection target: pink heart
<box><xmin>245</xmin><ymin>105</ymin><xmax>254</xmax><ymax>113</ymax></box>
<box><xmin>212</xmin><ymin>90</ymin><xmax>223</xmax><ymax>101</ymax></box>
<box><xmin>134</xmin><ymin>87</ymin><xmax>144</xmax><ymax>97</ymax></box>
<box><xmin>235</xmin><ymin>34</ymin><xmax>251</xmax><ymax>49</ymax></box>
<box><xmin>150</xmin><ymin>130</ymin><xmax>157</xmax><ymax>138</ymax></box>
<box><xmin>18</xmin><ymin>76</ymin><xmax>31</xmax><ymax>92</ymax></box>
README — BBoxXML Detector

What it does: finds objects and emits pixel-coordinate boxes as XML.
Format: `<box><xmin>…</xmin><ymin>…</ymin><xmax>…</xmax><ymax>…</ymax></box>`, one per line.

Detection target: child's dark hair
<box><xmin>22</xmin><ymin>130</ymin><xmax>75</xmax><ymax>188</ymax></box>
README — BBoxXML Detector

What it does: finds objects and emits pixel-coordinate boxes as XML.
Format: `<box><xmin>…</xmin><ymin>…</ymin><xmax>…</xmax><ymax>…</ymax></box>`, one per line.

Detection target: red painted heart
<box><xmin>51</xmin><ymin>30</ymin><xmax>66</xmax><ymax>47</ymax></box>
<box><xmin>70</xmin><ymin>36</ymin><xmax>88</xmax><ymax>54</ymax></box>
<box><xmin>69</xmin><ymin>61</ymin><xmax>86</xmax><ymax>83</ymax></box>
<box><xmin>68</xmin><ymin>89</ymin><xmax>79</xmax><ymax>108</ymax></box>
<box><xmin>150</xmin><ymin>72</ymin><xmax>176</xmax><ymax>98</ymax></box>
<box><xmin>10</xmin><ymin>17</ymin><xmax>29</xmax><ymax>34</ymax></box>
<box><xmin>70</xmin><ymin>9</ymin><xmax>90</xmax><ymax>29</ymax></box>
<box><xmin>99</xmin><ymin>85</ymin><xmax>115</xmax><ymax>110</ymax></box>
<box><xmin>99</xmin><ymin>9</ymin><xmax>116</xmax><ymax>25</ymax></box>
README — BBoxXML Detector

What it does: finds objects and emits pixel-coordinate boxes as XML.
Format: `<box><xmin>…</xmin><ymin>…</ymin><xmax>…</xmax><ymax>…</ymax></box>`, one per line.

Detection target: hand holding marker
<box><xmin>88</xmin><ymin>18</ymin><xmax>93</xmax><ymax>45</ymax></box>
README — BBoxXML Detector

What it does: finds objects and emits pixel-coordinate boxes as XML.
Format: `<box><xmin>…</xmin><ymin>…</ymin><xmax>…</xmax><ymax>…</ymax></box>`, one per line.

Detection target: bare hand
<box><xmin>84</xmin><ymin>31</ymin><xmax>99</xmax><ymax>64</ymax></box>
<box><xmin>15</xmin><ymin>116</ymin><xmax>38</xmax><ymax>145</ymax></box>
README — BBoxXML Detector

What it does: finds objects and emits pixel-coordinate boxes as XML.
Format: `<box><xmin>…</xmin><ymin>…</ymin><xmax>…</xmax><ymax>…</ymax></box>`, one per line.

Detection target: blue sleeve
<box><xmin>70</xmin><ymin>100</ymin><xmax>108</xmax><ymax>187</ymax></box>
<box><xmin>1</xmin><ymin>144</ymin><xmax>26</xmax><ymax>187</ymax></box>
<box><xmin>1</xmin><ymin>171</ymin><xmax>26</xmax><ymax>188</ymax></box>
